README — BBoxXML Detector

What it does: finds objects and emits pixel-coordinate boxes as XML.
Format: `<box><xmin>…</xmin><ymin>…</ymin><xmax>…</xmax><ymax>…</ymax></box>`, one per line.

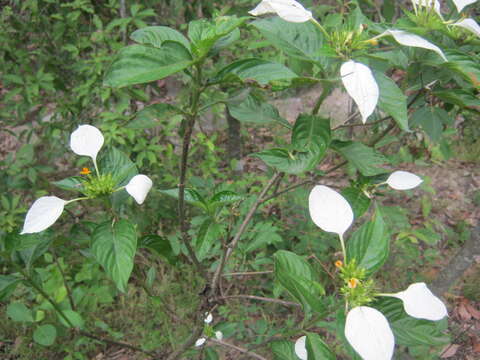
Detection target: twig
<box><xmin>210</xmin><ymin>173</ymin><xmax>282</xmax><ymax>295</ymax></box>
<box><xmin>223</xmin><ymin>270</ymin><xmax>273</xmax><ymax>277</ymax></box>
<box><xmin>221</xmin><ymin>294</ymin><xmax>300</xmax><ymax>308</ymax></box>
<box><xmin>208</xmin><ymin>338</ymin><xmax>268</xmax><ymax>360</ymax></box>
<box><xmin>312</xmin><ymin>83</ymin><xmax>333</xmax><ymax>115</ymax></box>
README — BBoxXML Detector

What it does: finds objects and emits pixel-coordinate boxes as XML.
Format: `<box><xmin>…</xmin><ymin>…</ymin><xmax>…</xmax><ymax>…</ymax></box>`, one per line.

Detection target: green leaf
<box><xmin>7</xmin><ymin>302</ymin><xmax>34</xmax><ymax>323</ymax></box>
<box><xmin>210</xmin><ymin>191</ymin><xmax>244</xmax><ymax>207</ymax></box>
<box><xmin>332</xmin><ymin>141</ymin><xmax>387</xmax><ymax>176</ymax></box>
<box><xmin>271</xmin><ymin>340</ymin><xmax>297</xmax><ymax>360</ymax></box>
<box><xmin>410</xmin><ymin>107</ymin><xmax>444</xmax><ymax>142</ymax></box>
<box><xmin>127</xmin><ymin>103</ymin><xmax>180</xmax><ymax>129</ymax></box>
<box><xmin>433</xmin><ymin>89</ymin><xmax>480</xmax><ymax>109</ymax></box>
<box><xmin>375</xmin><ymin>72</ymin><xmax>409</xmax><ymax>131</ymax></box>
<box><xmin>341</xmin><ymin>187</ymin><xmax>371</xmax><ymax>219</ymax></box>
<box><xmin>227</xmin><ymin>94</ymin><xmax>291</xmax><ymax>128</ymax></box>
<box><xmin>158</xmin><ymin>188</ymin><xmax>208</xmax><ymax>210</ymax></box>
<box><xmin>58</xmin><ymin>309</ymin><xmax>85</xmax><ymax>329</ymax></box>
<box><xmin>251</xmin><ymin>17</ymin><xmax>326</xmax><ymax>64</ymax></box>
<box><xmin>291</xmin><ymin>114</ymin><xmax>331</xmax><ymax>155</ymax></box>
<box><xmin>252</xmin><ymin>148</ymin><xmax>319</xmax><ymax>174</ymax></box>
<box><xmin>33</xmin><ymin>324</ymin><xmax>57</xmax><ymax>346</ymax></box>
<box><xmin>98</xmin><ymin>147</ymin><xmax>138</xmax><ymax>187</ymax></box>
<box><xmin>347</xmin><ymin>207</ymin><xmax>389</xmax><ymax>276</ymax></box>
<box><xmin>130</xmin><ymin>26</ymin><xmax>191</xmax><ymax>51</ymax></box>
<box><xmin>305</xmin><ymin>332</ymin><xmax>335</xmax><ymax>360</ymax></box>
<box><xmin>138</xmin><ymin>234</ymin><xmax>176</xmax><ymax>264</ymax></box>
<box><xmin>213</xmin><ymin>58</ymin><xmax>297</xmax><ymax>85</ymax></box>
<box><xmin>52</xmin><ymin>176</ymin><xmax>84</xmax><ymax>193</ymax></box>
<box><xmin>0</xmin><ymin>275</ymin><xmax>21</xmax><ymax>301</ymax></box>
<box><xmin>212</xmin><ymin>28</ymin><xmax>240</xmax><ymax>53</ymax></box>
<box><xmin>274</xmin><ymin>250</ymin><xmax>325</xmax><ymax>314</ymax></box>
<box><xmin>375</xmin><ymin>297</ymin><xmax>449</xmax><ymax>346</ymax></box>
<box><xmin>442</xmin><ymin>50</ymin><xmax>480</xmax><ymax>89</ymax></box>
<box><xmin>104</xmin><ymin>43</ymin><xmax>193</xmax><ymax>88</ymax></box>
<box><xmin>92</xmin><ymin>220</ymin><xmax>137</xmax><ymax>292</ymax></box>
<box><xmin>195</xmin><ymin>218</ymin><xmax>222</xmax><ymax>261</ymax></box>
<box><xmin>12</xmin><ymin>231</ymin><xmax>53</xmax><ymax>271</ymax></box>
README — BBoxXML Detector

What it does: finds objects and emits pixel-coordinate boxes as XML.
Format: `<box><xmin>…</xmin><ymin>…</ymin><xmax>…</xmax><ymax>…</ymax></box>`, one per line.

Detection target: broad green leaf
<box><xmin>433</xmin><ymin>89</ymin><xmax>480</xmax><ymax>109</ymax></box>
<box><xmin>252</xmin><ymin>148</ymin><xmax>319</xmax><ymax>174</ymax></box>
<box><xmin>12</xmin><ymin>231</ymin><xmax>53</xmax><ymax>270</ymax></box>
<box><xmin>271</xmin><ymin>340</ymin><xmax>297</xmax><ymax>360</ymax></box>
<box><xmin>104</xmin><ymin>43</ymin><xmax>193</xmax><ymax>88</ymax></box>
<box><xmin>58</xmin><ymin>309</ymin><xmax>85</xmax><ymax>329</ymax></box>
<box><xmin>410</xmin><ymin>107</ymin><xmax>444</xmax><ymax>142</ymax></box>
<box><xmin>33</xmin><ymin>324</ymin><xmax>57</xmax><ymax>346</ymax></box>
<box><xmin>244</xmin><ymin>222</ymin><xmax>282</xmax><ymax>253</ymax></box>
<box><xmin>127</xmin><ymin>103</ymin><xmax>180</xmax><ymax>129</ymax></box>
<box><xmin>92</xmin><ymin>220</ymin><xmax>137</xmax><ymax>292</ymax></box>
<box><xmin>291</xmin><ymin>114</ymin><xmax>330</xmax><ymax>155</ymax></box>
<box><xmin>130</xmin><ymin>26</ymin><xmax>191</xmax><ymax>51</ymax></box>
<box><xmin>251</xmin><ymin>17</ymin><xmax>326</xmax><ymax>63</ymax></box>
<box><xmin>212</xmin><ymin>28</ymin><xmax>240</xmax><ymax>53</ymax></box>
<box><xmin>305</xmin><ymin>332</ymin><xmax>335</xmax><ymax>360</ymax></box>
<box><xmin>274</xmin><ymin>250</ymin><xmax>325</xmax><ymax>314</ymax></box>
<box><xmin>0</xmin><ymin>275</ymin><xmax>21</xmax><ymax>301</ymax></box>
<box><xmin>52</xmin><ymin>176</ymin><xmax>84</xmax><ymax>193</ymax></box>
<box><xmin>375</xmin><ymin>72</ymin><xmax>409</xmax><ymax>131</ymax></box>
<box><xmin>7</xmin><ymin>302</ymin><xmax>34</xmax><ymax>323</ymax></box>
<box><xmin>347</xmin><ymin>207</ymin><xmax>389</xmax><ymax>276</ymax></box>
<box><xmin>138</xmin><ymin>234</ymin><xmax>176</xmax><ymax>264</ymax></box>
<box><xmin>341</xmin><ymin>187</ymin><xmax>371</xmax><ymax>219</ymax></box>
<box><xmin>374</xmin><ymin>297</ymin><xmax>450</xmax><ymax>347</ymax></box>
<box><xmin>442</xmin><ymin>50</ymin><xmax>480</xmax><ymax>89</ymax></box>
<box><xmin>98</xmin><ymin>147</ymin><xmax>138</xmax><ymax>187</ymax></box>
<box><xmin>332</xmin><ymin>141</ymin><xmax>387</xmax><ymax>176</ymax></box>
<box><xmin>227</xmin><ymin>94</ymin><xmax>290</xmax><ymax>128</ymax></box>
<box><xmin>213</xmin><ymin>58</ymin><xmax>297</xmax><ymax>85</ymax></box>
<box><xmin>195</xmin><ymin>219</ymin><xmax>222</xmax><ymax>261</ymax></box>
<box><xmin>158</xmin><ymin>188</ymin><xmax>208</xmax><ymax>210</ymax></box>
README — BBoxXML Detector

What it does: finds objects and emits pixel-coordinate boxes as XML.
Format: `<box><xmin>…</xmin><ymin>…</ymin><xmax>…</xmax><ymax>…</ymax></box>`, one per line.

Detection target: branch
<box><xmin>223</xmin><ymin>270</ymin><xmax>273</xmax><ymax>277</ymax></box>
<box><xmin>221</xmin><ymin>294</ymin><xmax>301</xmax><ymax>308</ymax></box>
<box><xmin>208</xmin><ymin>338</ymin><xmax>268</xmax><ymax>360</ymax></box>
<box><xmin>210</xmin><ymin>173</ymin><xmax>283</xmax><ymax>295</ymax></box>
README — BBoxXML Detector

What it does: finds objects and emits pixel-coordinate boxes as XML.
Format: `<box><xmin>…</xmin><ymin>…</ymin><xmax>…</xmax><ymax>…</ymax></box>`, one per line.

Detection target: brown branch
<box><xmin>223</xmin><ymin>270</ymin><xmax>273</xmax><ymax>277</ymax></box>
<box><xmin>220</xmin><ymin>294</ymin><xmax>300</xmax><ymax>308</ymax></box>
<box><xmin>208</xmin><ymin>338</ymin><xmax>268</xmax><ymax>360</ymax></box>
<box><xmin>210</xmin><ymin>173</ymin><xmax>283</xmax><ymax>295</ymax></box>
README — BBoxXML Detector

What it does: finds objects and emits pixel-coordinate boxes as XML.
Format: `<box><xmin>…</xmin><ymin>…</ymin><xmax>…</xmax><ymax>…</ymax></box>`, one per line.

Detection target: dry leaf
<box><xmin>441</xmin><ymin>344</ymin><xmax>460</xmax><ymax>358</ymax></box>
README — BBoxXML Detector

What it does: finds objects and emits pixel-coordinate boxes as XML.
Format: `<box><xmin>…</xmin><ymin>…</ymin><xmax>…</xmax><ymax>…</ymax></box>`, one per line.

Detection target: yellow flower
<box><xmin>335</xmin><ymin>260</ymin><xmax>343</xmax><ymax>268</ymax></box>
<box><xmin>80</xmin><ymin>167</ymin><xmax>91</xmax><ymax>175</ymax></box>
<box><xmin>348</xmin><ymin>278</ymin><xmax>360</xmax><ymax>289</ymax></box>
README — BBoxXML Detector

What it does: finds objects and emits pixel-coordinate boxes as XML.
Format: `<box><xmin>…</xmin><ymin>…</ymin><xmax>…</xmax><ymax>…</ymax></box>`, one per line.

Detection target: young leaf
<box><xmin>340</xmin><ymin>60</ymin><xmax>379</xmax><ymax>123</ymax></box>
<box><xmin>392</xmin><ymin>283</ymin><xmax>448</xmax><ymax>321</ymax></box>
<box><xmin>92</xmin><ymin>220</ymin><xmax>137</xmax><ymax>292</ymax></box>
<box><xmin>345</xmin><ymin>306</ymin><xmax>395</xmax><ymax>360</ymax></box>
<box><xmin>347</xmin><ymin>207</ymin><xmax>389</xmax><ymax>275</ymax></box>
<box><xmin>309</xmin><ymin>185</ymin><xmax>354</xmax><ymax>237</ymax></box>
<box><xmin>375</xmin><ymin>72</ymin><xmax>409</xmax><ymax>131</ymax></box>
<box><xmin>130</xmin><ymin>26</ymin><xmax>191</xmax><ymax>51</ymax></box>
<box><xmin>382</xmin><ymin>30</ymin><xmax>447</xmax><ymax>61</ymax></box>
<box><xmin>33</xmin><ymin>324</ymin><xmax>57</xmax><ymax>346</ymax></box>
<box><xmin>104</xmin><ymin>43</ymin><xmax>193</xmax><ymax>88</ymax></box>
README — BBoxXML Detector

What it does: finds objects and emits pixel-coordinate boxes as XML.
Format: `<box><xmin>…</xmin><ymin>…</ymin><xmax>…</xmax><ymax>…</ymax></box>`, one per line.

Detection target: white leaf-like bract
<box><xmin>393</xmin><ymin>282</ymin><xmax>448</xmax><ymax>321</ymax></box>
<box><xmin>411</xmin><ymin>0</ymin><xmax>442</xmax><ymax>16</ymax></box>
<box><xmin>309</xmin><ymin>185</ymin><xmax>354</xmax><ymax>236</ymax></box>
<box><xmin>386</xmin><ymin>171</ymin><xmax>423</xmax><ymax>190</ymax></box>
<box><xmin>21</xmin><ymin>196</ymin><xmax>66</xmax><ymax>234</ymax></box>
<box><xmin>340</xmin><ymin>61</ymin><xmax>379</xmax><ymax>123</ymax></box>
<box><xmin>215</xmin><ymin>331</ymin><xmax>223</xmax><ymax>340</ymax></box>
<box><xmin>383</xmin><ymin>30</ymin><xmax>447</xmax><ymax>61</ymax></box>
<box><xmin>249</xmin><ymin>0</ymin><xmax>313</xmax><ymax>23</ymax></box>
<box><xmin>452</xmin><ymin>0</ymin><xmax>477</xmax><ymax>13</ymax></box>
<box><xmin>345</xmin><ymin>306</ymin><xmax>395</xmax><ymax>360</ymax></box>
<box><xmin>294</xmin><ymin>336</ymin><xmax>308</xmax><ymax>360</ymax></box>
<box><xmin>452</xmin><ymin>18</ymin><xmax>480</xmax><ymax>38</ymax></box>
<box><xmin>195</xmin><ymin>338</ymin><xmax>206</xmax><ymax>347</ymax></box>
<box><xmin>126</xmin><ymin>175</ymin><xmax>153</xmax><ymax>205</ymax></box>
<box><xmin>204</xmin><ymin>312</ymin><xmax>213</xmax><ymax>324</ymax></box>
<box><xmin>70</xmin><ymin>125</ymin><xmax>105</xmax><ymax>162</ymax></box>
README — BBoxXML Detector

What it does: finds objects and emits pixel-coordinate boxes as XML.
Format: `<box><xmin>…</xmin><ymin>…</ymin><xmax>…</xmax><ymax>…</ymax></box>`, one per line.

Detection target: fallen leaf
<box><xmin>441</xmin><ymin>344</ymin><xmax>460</xmax><ymax>358</ymax></box>
<box><xmin>458</xmin><ymin>301</ymin><xmax>472</xmax><ymax>321</ymax></box>
<box><xmin>465</xmin><ymin>301</ymin><xmax>480</xmax><ymax>320</ymax></box>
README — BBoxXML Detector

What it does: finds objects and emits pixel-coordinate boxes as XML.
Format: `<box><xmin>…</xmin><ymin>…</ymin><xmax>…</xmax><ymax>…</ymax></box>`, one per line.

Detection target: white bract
<box><xmin>294</xmin><ymin>336</ymin><xmax>308</xmax><ymax>360</ymax></box>
<box><xmin>215</xmin><ymin>331</ymin><xmax>223</xmax><ymax>340</ymax></box>
<box><xmin>393</xmin><ymin>282</ymin><xmax>448</xmax><ymax>321</ymax></box>
<box><xmin>382</xmin><ymin>30</ymin><xmax>447</xmax><ymax>61</ymax></box>
<box><xmin>340</xmin><ymin>61</ymin><xmax>379</xmax><ymax>124</ymax></box>
<box><xmin>386</xmin><ymin>171</ymin><xmax>423</xmax><ymax>190</ymax></box>
<box><xmin>204</xmin><ymin>312</ymin><xmax>213</xmax><ymax>324</ymax></box>
<box><xmin>21</xmin><ymin>196</ymin><xmax>67</xmax><ymax>234</ymax></box>
<box><xmin>195</xmin><ymin>337</ymin><xmax>206</xmax><ymax>347</ymax></box>
<box><xmin>452</xmin><ymin>18</ymin><xmax>480</xmax><ymax>38</ymax></box>
<box><xmin>249</xmin><ymin>0</ymin><xmax>313</xmax><ymax>23</ymax></box>
<box><xmin>70</xmin><ymin>124</ymin><xmax>105</xmax><ymax>162</ymax></box>
<box><xmin>345</xmin><ymin>306</ymin><xmax>395</xmax><ymax>360</ymax></box>
<box><xmin>452</xmin><ymin>0</ymin><xmax>477</xmax><ymax>12</ymax></box>
<box><xmin>309</xmin><ymin>185</ymin><xmax>354</xmax><ymax>236</ymax></box>
<box><xmin>126</xmin><ymin>175</ymin><xmax>153</xmax><ymax>205</ymax></box>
